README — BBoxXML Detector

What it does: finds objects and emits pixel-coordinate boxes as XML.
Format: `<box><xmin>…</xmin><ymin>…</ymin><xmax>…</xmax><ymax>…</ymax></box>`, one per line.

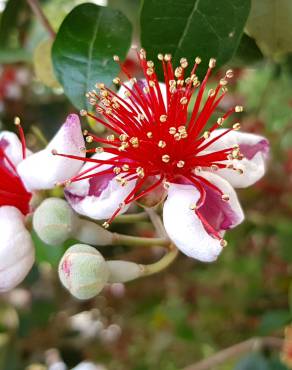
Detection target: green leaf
<box><xmin>52</xmin><ymin>3</ymin><xmax>132</xmax><ymax>110</ymax></box>
<box><xmin>0</xmin><ymin>0</ymin><xmax>26</xmax><ymax>47</ymax></box>
<box><xmin>246</xmin><ymin>0</ymin><xmax>292</xmax><ymax>59</ymax></box>
<box><xmin>232</xmin><ymin>33</ymin><xmax>263</xmax><ymax>65</ymax></box>
<box><xmin>259</xmin><ymin>310</ymin><xmax>291</xmax><ymax>335</ymax></box>
<box><xmin>140</xmin><ymin>0</ymin><xmax>250</xmax><ymax>77</ymax></box>
<box><xmin>234</xmin><ymin>354</ymin><xmax>270</xmax><ymax>370</ymax></box>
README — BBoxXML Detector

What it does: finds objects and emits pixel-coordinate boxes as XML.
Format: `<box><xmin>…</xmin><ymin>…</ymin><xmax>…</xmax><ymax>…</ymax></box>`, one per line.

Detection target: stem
<box><xmin>182</xmin><ymin>337</ymin><xmax>283</xmax><ymax>370</ymax></box>
<box><xmin>112</xmin><ymin>212</ymin><xmax>148</xmax><ymax>223</ymax></box>
<box><xmin>142</xmin><ymin>243</ymin><xmax>178</xmax><ymax>276</ymax></box>
<box><xmin>74</xmin><ymin>216</ymin><xmax>169</xmax><ymax>247</ymax></box>
<box><xmin>113</xmin><ymin>233</ymin><xmax>168</xmax><ymax>247</ymax></box>
<box><xmin>26</xmin><ymin>0</ymin><xmax>55</xmax><ymax>38</ymax></box>
<box><xmin>145</xmin><ymin>207</ymin><xmax>167</xmax><ymax>238</ymax></box>
<box><xmin>31</xmin><ymin>125</ymin><xmax>48</xmax><ymax>147</ymax></box>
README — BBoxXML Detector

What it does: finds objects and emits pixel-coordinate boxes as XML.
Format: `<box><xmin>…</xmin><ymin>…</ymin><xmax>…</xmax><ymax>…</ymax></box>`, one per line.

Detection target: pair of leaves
<box><xmin>52</xmin><ymin>0</ymin><xmax>251</xmax><ymax>110</ymax></box>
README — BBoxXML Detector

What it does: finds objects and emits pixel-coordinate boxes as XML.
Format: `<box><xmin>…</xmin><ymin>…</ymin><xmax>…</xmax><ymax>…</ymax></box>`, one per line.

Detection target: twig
<box><xmin>112</xmin><ymin>212</ymin><xmax>148</xmax><ymax>223</ymax></box>
<box><xmin>182</xmin><ymin>337</ymin><xmax>283</xmax><ymax>370</ymax></box>
<box><xmin>26</xmin><ymin>0</ymin><xmax>56</xmax><ymax>39</ymax></box>
<box><xmin>145</xmin><ymin>207</ymin><xmax>167</xmax><ymax>238</ymax></box>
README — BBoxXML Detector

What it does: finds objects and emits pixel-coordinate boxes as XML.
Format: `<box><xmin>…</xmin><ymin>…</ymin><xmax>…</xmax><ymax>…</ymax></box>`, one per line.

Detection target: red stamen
<box><xmin>62</xmin><ymin>50</ymin><xmax>243</xmax><ymax>235</ymax></box>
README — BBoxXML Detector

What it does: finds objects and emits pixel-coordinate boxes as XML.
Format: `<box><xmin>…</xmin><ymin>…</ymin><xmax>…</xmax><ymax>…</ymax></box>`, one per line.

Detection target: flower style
<box><xmin>0</xmin><ymin>114</ymin><xmax>85</xmax><ymax>291</ymax></box>
<box><xmin>55</xmin><ymin>50</ymin><xmax>269</xmax><ymax>262</ymax></box>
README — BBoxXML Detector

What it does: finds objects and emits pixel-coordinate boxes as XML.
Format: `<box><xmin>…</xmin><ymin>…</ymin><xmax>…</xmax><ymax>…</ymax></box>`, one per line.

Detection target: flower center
<box><xmin>54</xmin><ymin>49</ymin><xmax>245</xmax><ymax>232</ymax></box>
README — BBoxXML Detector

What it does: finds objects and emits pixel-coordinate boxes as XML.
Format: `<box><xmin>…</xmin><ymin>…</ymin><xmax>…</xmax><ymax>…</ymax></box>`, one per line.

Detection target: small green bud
<box><xmin>58</xmin><ymin>244</ymin><xmax>109</xmax><ymax>300</ymax></box>
<box><xmin>33</xmin><ymin>198</ymin><xmax>76</xmax><ymax>246</ymax></box>
<box><xmin>107</xmin><ymin>260</ymin><xmax>144</xmax><ymax>283</ymax></box>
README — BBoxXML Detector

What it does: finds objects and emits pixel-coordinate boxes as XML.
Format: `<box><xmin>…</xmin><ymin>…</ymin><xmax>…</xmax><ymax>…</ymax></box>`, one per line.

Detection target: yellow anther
<box><xmin>203</xmin><ymin>131</ymin><xmax>210</xmax><ymax>139</ymax></box>
<box><xmin>95</xmin><ymin>147</ymin><xmax>104</xmax><ymax>153</ymax></box>
<box><xmin>107</xmin><ymin>135</ymin><xmax>115</xmax><ymax>141</ymax></box>
<box><xmin>220</xmin><ymin>239</ymin><xmax>228</xmax><ymax>247</ymax></box>
<box><xmin>221</xmin><ymin>194</ymin><xmax>230</xmax><ymax>201</ymax></box>
<box><xmin>180</xmin><ymin>97</ymin><xmax>188</xmax><ymax>105</ymax></box>
<box><xmin>80</xmin><ymin>109</ymin><xmax>87</xmax><ymax>116</ymax></box>
<box><xmin>119</xmin><ymin>134</ymin><xmax>128</xmax><ymax>141</ymax></box>
<box><xmin>195</xmin><ymin>56</ymin><xmax>202</xmax><ymax>64</ymax></box>
<box><xmin>162</xmin><ymin>154</ymin><xmax>170</xmax><ymax>163</ymax></box>
<box><xmin>113</xmin><ymin>167</ymin><xmax>121</xmax><ymax>174</ymax></box>
<box><xmin>225</xmin><ymin>69</ymin><xmax>234</xmax><ymax>79</ymax></box>
<box><xmin>209</xmin><ymin>58</ymin><xmax>216</xmax><ymax>68</ymax></box>
<box><xmin>233</xmin><ymin>123</ymin><xmax>241</xmax><ymax>130</ymax></box>
<box><xmin>160</xmin><ymin>114</ymin><xmax>167</xmax><ymax>122</ymax></box>
<box><xmin>235</xmin><ymin>105</ymin><xmax>243</xmax><ymax>112</ymax></box>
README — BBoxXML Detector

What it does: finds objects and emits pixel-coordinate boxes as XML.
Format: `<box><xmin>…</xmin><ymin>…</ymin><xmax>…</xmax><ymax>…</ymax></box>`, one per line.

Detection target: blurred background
<box><xmin>0</xmin><ymin>0</ymin><xmax>291</xmax><ymax>369</ymax></box>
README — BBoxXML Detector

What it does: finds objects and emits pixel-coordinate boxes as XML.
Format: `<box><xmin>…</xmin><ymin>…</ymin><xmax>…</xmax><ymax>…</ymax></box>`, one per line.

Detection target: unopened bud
<box><xmin>58</xmin><ymin>244</ymin><xmax>109</xmax><ymax>300</ymax></box>
<box><xmin>33</xmin><ymin>198</ymin><xmax>114</xmax><ymax>247</ymax></box>
<box><xmin>33</xmin><ymin>198</ymin><xmax>77</xmax><ymax>246</ymax></box>
<box><xmin>107</xmin><ymin>261</ymin><xmax>144</xmax><ymax>283</ymax></box>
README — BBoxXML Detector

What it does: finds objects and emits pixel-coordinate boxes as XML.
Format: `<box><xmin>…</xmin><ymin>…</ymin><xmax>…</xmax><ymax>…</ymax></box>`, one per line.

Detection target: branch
<box><xmin>182</xmin><ymin>337</ymin><xmax>283</xmax><ymax>370</ymax></box>
<box><xmin>26</xmin><ymin>0</ymin><xmax>56</xmax><ymax>39</ymax></box>
<box><xmin>145</xmin><ymin>207</ymin><xmax>167</xmax><ymax>238</ymax></box>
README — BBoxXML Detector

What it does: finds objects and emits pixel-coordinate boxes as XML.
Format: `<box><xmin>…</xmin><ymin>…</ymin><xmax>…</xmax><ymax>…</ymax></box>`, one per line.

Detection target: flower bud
<box><xmin>107</xmin><ymin>260</ymin><xmax>143</xmax><ymax>283</ymax></box>
<box><xmin>33</xmin><ymin>198</ymin><xmax>114</xmax><ymax>247</ymax></box>
<box><xmin>0</xmin><ymin>206</ymin><xmax>35</xmax><ymax>292</ymax></box>
<box><xmin>33</xmin><ymin>198</ymin><xmax>77</xmax><ymax>246</ymax></box>
<box><xmin>58</xmin><ymin>244</ymin><xmax>109</xmax><ymax>300</ymax></box>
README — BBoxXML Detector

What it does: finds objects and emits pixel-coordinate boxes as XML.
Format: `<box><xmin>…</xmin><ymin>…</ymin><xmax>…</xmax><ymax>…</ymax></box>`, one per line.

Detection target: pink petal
<box><xmin>163</xmin><ymin>184</ymin><xmax>223</xmax><ymax>262</ymax></box>
<box><xmin>65</xmin><ymin>152</ymin><xmax>136</xmax><ymax>220</ymax></box>
<box><xmin>17</xmin><ymin>114</ymin><xmax>85</xmax><ymax>191</ymax></box>
<box><xmin>206</xmin><ymin>129</ymin><xmax>269</xmax><ymax>188</ymax></box>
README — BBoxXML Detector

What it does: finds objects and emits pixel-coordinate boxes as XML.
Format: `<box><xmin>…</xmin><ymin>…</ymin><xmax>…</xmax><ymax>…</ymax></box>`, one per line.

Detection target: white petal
<box><xmin>198</xmin><ymin>171</ymin><xmax>244</xmax><ymax>230</ymax></box>
<box><xmin>0</xmin><ymin>131</ymin><xmax>31</xmax><ymax>167</ymax></box>
<box><xmin>163</xmin><ymin>184</ymin><xmax>223</xmax><ymax>262</ymax></box>
<box><xmin>0</xmin><ymin>206</ymin><xmax>35</xmax><ymax>292</ymax></box>
<box><xmin>65</xmin><ymin>152</ymin><xmax>136</xmax><ymax>220</ymax></box>
<box><xmin>206</xmin><ymin>129</ymin><xmax>269</xmax><ymax>188</ymax></box>
<box><xmin>17</xmin><ymin>114</ymin><xmax>85</xmax><ymax>191</ymax></box>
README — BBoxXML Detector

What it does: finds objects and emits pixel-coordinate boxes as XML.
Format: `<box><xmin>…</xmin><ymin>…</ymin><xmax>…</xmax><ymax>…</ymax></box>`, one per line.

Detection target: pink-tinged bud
<box><xmin>58</xmin><ymin>244</ymin><xmax>109</xmax><ymax>300</ymax></box>
<box><xmin>0</xmin><ymin>206</ymin><xmax>35</xmax><ymax>292</ymax></box>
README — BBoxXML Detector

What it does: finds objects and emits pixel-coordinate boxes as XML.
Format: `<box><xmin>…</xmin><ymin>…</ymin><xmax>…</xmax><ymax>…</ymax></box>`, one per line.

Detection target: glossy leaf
<box><xmin>140</xmin><ymin>0</ymin><xmax>250</xmax><ymax>77</ymax></box>
<box><xmin>52</xmin><ymin>3</ymin><xmax>132</xmax><ymax>110</ymax></box>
